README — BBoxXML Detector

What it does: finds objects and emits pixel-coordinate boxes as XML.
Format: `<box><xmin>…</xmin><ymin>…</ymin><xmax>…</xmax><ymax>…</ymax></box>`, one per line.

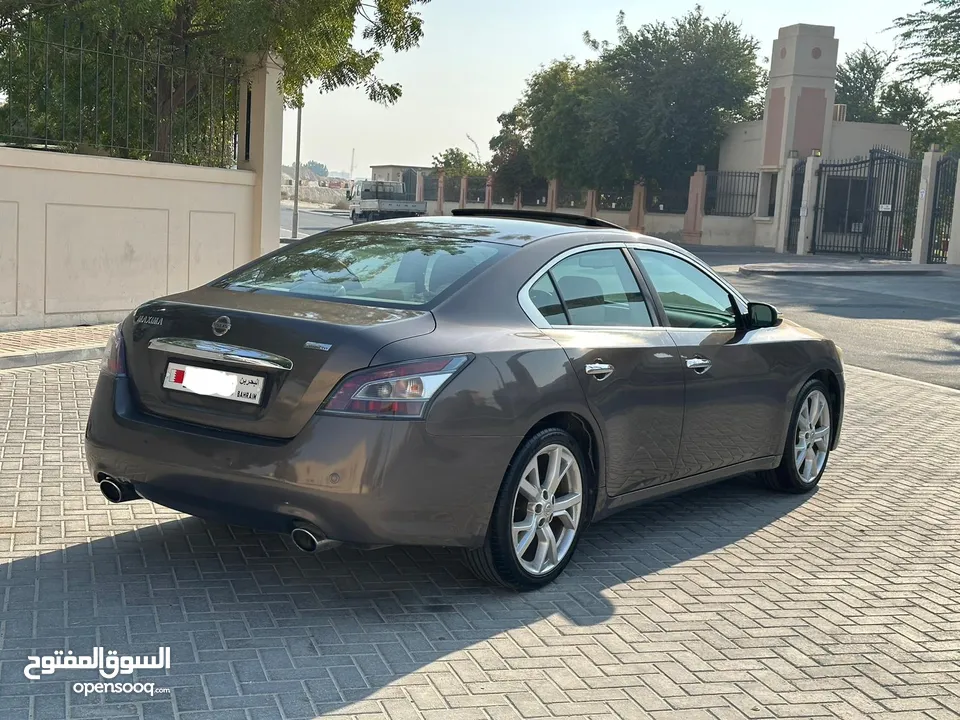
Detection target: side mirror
<box><xmin>747</xmin><ymin>302</ymin><xmax>779</xmax><ymax>329</ymax></box>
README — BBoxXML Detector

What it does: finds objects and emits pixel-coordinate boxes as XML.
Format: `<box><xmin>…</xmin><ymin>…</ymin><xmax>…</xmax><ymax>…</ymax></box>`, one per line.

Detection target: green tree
<box><xmin>492</xmin><ymin>7</ymin><xmax>763</xmax><ymax>194</ymax></box>
<box><xmin>488</xmin><ymin>107</ymin><xmax>538</xmax><ymax>200</ymax></box>
<box><xmin>834</xmin><ymin>44</ymin><xmax>959</xmax><ymax>156</ymax></box>
<box><xmin>431</xmin><ymin>147</ymin><xmax>487</xmax><ymax>177</ymax></box>
<box><xmin>835</xmin><ymin>46</ymin><xmax>894</xmax><ymax>123</ymax></box>
<box><xmin>593</xmin><ymin>8</ymin><xmax>762</xmax><ymax>189</ymax></box>
<box><xmin>0</xmin><ymin>1</ymin><xmax>430</xmax><ymax>165</ymax></box>
<box><xmin>892</xmin><ymin>0</ymin><xmax>960</xmax><ymax>84</ymax></box>
<box><xmin>304</xmin><ymin>161</ymin><xmax>329</xmax><ymax>177</ymax></box>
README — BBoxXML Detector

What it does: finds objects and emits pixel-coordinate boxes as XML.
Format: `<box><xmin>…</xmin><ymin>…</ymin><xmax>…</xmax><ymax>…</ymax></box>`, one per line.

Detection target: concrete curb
<box><xmin>739</xmin><ymin>264</ymin><xmax>945</xmax><ymax>277</ymax></box>
<box><xmin>0</xmin><ymin>346</ymin><xmax>104</xmax><ymax>370</ymax></box>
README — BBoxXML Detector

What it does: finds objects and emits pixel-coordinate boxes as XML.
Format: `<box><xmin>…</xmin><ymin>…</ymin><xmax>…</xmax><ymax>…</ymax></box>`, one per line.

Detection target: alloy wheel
<box><xmin>795</xmin><ymin>389</ymin><xmax>831</xmax><ymax>483</ymax></box>
<box><xmin>511</xmin><ymin>444</ymin><xmax>583</xmax><ymax>576</ymax></box>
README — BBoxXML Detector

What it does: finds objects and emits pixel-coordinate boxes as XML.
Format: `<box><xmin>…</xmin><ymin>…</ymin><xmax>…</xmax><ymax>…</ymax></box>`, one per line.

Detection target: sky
<box><xmin>280</xmin><ymin>0</ymin><xmax>950</xmax><ymax>176</ymax></box>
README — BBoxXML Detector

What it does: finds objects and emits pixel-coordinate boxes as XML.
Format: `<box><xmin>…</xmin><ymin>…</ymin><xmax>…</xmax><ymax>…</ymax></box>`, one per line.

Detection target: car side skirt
<box><xmin>593</xmin><ymin>455</ymin><xmax>783</xmax><ymax>522</ymax></box>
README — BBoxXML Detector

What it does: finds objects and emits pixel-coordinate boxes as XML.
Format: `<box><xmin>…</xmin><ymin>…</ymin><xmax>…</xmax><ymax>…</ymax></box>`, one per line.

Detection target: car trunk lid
<box><xmin>124</xmin><ymin>286</ymin><xmax>435</xmax><ymax>438</ymax></box>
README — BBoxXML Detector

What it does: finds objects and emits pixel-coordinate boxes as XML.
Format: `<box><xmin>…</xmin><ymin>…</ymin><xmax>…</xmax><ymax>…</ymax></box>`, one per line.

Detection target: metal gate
<box><xmin>811</xmin><ymin>148</ymin><xmax>921</xmax><ymax>259</ymax></box>
<box><xmin>786</xmin><ymin>161</ymin><xmax>805</xmax><ymax>252</ymax></box>
<box><xmin>401</xmin><ymin>168</ymin><xmax>419</xmax><ymax>199</ymax></box>
<box><xmin>928</xmin><ymin>154</ymin><xmax>958</xmax><ymax>264</ymax></box>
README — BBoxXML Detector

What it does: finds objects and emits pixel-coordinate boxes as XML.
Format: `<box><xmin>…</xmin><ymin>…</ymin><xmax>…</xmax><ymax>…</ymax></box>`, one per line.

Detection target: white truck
<box><xmin>347</xmin><ymin>180</ymin><xmax>427</xmax><ymax>223</ymax></box>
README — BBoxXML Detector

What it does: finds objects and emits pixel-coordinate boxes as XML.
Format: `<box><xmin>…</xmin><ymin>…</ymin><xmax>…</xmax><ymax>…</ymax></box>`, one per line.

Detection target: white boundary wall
<box><xmin>0</xmin><ymin>59</ymin><xmax>283</xmax><ymax>330</ymax></box>
<box><xmin>0</xmin><ymin>147</ymin><xmax>258</xmax><ymax>330</ymax></box>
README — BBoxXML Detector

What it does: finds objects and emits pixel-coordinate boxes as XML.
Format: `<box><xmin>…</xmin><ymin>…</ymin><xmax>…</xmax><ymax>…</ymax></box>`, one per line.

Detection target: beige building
<box><xmin>720</xmin><ymin>24</ymin><xmax>911</xmax><ymax>215</ymax></box>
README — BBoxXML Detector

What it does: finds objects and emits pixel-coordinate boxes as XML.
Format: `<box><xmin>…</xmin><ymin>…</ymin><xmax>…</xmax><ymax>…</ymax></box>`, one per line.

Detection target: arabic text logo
<box><xmin>24</xmin><ymin>646</ymin><xmax>171</xmax><ymax>680</ymax></box>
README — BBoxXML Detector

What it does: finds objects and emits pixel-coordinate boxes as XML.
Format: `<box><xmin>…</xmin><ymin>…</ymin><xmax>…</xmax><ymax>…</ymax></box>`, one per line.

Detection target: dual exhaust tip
<box><xmin>97</xmin><ymin>475</ymin><xmax>338</xmax><ymax>554</ymax></box>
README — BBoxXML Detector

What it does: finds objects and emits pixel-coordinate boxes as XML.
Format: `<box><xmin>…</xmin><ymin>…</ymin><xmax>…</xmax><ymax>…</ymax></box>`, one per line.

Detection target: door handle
<box><xmin>685</xmin><ymin>357</ymin><xmax>712</xmax><ymax>374</ymax></box>
<box><xmin>585</xmin><ymin>362</ymin><xmax>614</xmax><ymax>380</ymax></box>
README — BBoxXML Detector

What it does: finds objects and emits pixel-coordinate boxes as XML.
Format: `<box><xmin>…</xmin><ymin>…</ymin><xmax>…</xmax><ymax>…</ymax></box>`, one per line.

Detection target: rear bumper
<box><xmin>84</xmin><ymin>373</ymin><xmax>519</xmax><ymax>548</ymax></box>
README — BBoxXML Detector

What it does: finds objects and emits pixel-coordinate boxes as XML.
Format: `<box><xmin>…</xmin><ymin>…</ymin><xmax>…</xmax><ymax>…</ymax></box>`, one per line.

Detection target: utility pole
<box><xmin>350</xmin><ymin>148</ymin><xmax>355</xmax><ymax>179</ymax></box>
<box><xmin>291</xmin><ymin>102</ymin><xmax>303</xmax><ymax>239</ymax></box>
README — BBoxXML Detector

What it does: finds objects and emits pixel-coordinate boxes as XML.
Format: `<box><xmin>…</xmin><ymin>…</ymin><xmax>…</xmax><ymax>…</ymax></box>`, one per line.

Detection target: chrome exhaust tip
<box><xmin>291</xmin><ymin>526</ymin><xmax>319</xmax><ymax>552</ymax></box>
<box><xmin>290</xmin><ymin>525</ymin><xmax>341</xmax><ymax>553</ymax></box>
<box><xmin>98</xmin><ymin>476</ymin><xmax>139</xmax><ymax>503</ymax></box>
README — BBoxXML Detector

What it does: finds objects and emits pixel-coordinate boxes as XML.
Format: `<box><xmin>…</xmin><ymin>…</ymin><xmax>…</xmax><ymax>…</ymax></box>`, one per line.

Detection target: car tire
<box><xmin>464</xmin><ymin>428</ymin><xmax>592</xmax><ymax>591</ymax></box>
<box><xmin>760</xmin><ymin>378</ymin><xmax>833</xmax><ymax>494</ymax></box>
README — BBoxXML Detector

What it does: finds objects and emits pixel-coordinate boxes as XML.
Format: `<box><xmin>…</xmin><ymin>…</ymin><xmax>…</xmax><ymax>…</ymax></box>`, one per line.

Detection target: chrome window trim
<box><xmin>518</xmin><ymin>239</ymin><xmax>752</xmax><ymax>331</ymax></box>
<box><xmin>627</xmin><ymin>242</ymin><xmax>750</xmax><ymax>311</ymax></box>
<box><xmin>148</xmin><ymin>338</ymin><xmax>294</xmax><ymax>371</ymax></box>
<box><xmin>518</xmin><ymin>242</ymin><xmax>657</xmax><ymax>330</ymax></box>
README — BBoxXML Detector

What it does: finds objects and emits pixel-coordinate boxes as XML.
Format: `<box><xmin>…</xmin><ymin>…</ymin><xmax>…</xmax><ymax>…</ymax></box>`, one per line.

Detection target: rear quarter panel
<box><xmin>370</xmin><ymin>326</ymin><xmax>593</xmax><ymax>440</ymax></box>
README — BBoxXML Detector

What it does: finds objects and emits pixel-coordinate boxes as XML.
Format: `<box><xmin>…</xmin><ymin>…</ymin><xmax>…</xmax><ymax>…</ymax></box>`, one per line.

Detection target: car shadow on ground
<box><xmin>0</xmin><ymin>473</ymin><xmax>814</xmax><ymax>719</ymax></box>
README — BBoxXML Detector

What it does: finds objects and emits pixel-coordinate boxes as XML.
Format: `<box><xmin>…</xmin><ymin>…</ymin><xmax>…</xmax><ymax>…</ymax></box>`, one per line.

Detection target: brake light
<box><xmin>321</xmin><ymin>355</ymin><xmax>471</xmax><ymax>418</ymax></box>
<box><xmin>100</xmin><ymin>323</ymin><xmax>127</xmax><ymax>376</ymax></box>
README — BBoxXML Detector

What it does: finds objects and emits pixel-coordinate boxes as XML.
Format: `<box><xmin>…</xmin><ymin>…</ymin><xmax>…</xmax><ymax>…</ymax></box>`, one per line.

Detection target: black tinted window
<box><xmin>547</xmin><ymin>249</ymin><xmax>652</xmax><ymax>327</ymax></box>
<box><xmin>213</xmin><ymin>232</ymin><xmax>509</xmax><ymax>307</ymax></box>
<box><xmin>632</xmin><ymin>250</ymin><xmax>737</xmax><ymax>329</ymax></box>
<box><xmin>529</xmin><ymin>274</ymin><xmax>568</xmax><ymax>325</ymax></box>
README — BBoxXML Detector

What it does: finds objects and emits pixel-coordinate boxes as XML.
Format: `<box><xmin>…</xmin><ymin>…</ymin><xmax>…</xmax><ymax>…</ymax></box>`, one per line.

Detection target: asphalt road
<box><xmin>276</xmin><ymin>206</ymin><xmax>960</xmax><ymax>390</ymax></box>
<box><xmin>280</xmin><ymin>206</ymin><xmax>349</xmax><ymax>239</ymax></box>
<box><xmin>708</xmin><ymin>264</ymin><xmax>960</xmax><ymax>390</ymax></box>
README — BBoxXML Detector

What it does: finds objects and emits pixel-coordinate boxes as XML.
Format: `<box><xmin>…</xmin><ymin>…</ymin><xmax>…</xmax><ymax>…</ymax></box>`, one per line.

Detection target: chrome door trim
<box><xmin>517</xmin><ymin>241</ymin><xmax>630</xmax><ymax>329</ymax></box>
<box><xmin>626</xmin><ymin>242</ymin><xmax>750</xmax><ymax>311</ymax></box>
<box><xmin>148</xmin><ymin>338</ymin><xmax>294</xmax><ymax>371</ymax></box>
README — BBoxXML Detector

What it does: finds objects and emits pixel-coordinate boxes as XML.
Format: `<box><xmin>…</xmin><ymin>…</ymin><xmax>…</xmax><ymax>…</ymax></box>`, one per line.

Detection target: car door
<box><xmin>523</xmin><ymin>245</ymin><xmax>686</xmax><ymax>496</ymax></box>
<box><xmin>630</xmin><ymin>247</ymin><xmax>787</xmax><ymax>478</ymax></box>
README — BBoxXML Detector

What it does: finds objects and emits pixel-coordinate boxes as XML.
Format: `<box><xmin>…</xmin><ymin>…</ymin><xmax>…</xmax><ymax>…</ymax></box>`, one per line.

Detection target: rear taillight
<box><xmin>320</xmin><ymin>355</ymin><xmax>471</xmax><ymax>418</ymax></box>
<box><xmin>100</xmin><ymin>323</ymin><xmax>127</xmax><ymax>376</ymax></box>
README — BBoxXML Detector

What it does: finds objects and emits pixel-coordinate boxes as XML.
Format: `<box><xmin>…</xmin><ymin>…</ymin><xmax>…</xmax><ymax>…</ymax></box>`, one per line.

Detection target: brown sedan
<box><xmin>85</xmin><ymin>210</ymin><xmax>845</xmax><ymax>590</ymax></box>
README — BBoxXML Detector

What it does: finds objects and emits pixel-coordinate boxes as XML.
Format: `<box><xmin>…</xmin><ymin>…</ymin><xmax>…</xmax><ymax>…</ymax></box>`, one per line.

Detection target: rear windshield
<box><xmin>212</xmin><ymin>232</ymin><xmax>511</xmax><ymax>307</ymax></box>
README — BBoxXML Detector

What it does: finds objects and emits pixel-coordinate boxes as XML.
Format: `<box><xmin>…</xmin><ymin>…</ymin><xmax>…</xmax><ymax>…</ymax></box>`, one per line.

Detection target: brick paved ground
<box><xmin>0</xmin><ymin>325</ymin><xmax>115</xmax><ymax>369</ymax></box>
<box><xmin>0</xmin><ymin>361</ymin><xmax>959</xmax><ymax>720</ymax></box>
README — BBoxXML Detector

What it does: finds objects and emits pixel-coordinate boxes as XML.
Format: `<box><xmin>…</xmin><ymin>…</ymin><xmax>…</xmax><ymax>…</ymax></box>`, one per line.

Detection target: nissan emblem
<box><xmin>211</xmin><ymin>316</ymin><xmax>232</xmax><ymax>337</ymax></box>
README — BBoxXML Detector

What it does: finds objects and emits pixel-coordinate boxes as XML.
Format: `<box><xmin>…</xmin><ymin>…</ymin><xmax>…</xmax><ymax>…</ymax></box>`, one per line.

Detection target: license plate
<box><xmin>163</xmin><ymin>362</ymin><xmax>265</xmax><ymax>405</ymax></box>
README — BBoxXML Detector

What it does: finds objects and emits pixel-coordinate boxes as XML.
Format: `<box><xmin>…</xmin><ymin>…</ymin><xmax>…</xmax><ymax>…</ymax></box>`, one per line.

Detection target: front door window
<box><xmin>632</xmin><ymin>250</ymin><xmax>738</xmax><ymax>329</ymax></box>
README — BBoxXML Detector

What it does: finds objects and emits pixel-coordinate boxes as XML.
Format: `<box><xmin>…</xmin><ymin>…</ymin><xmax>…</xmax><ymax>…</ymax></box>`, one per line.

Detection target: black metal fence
<box><xmin>521</xmin><ymin>179</ymin><xmax>548</xmax><ymax>207</ymax></box>
<box><xmin>0</xmin><ymin>13</ymin><xmax>242</xmax><ymax>167</ymax></box>
<box><xmin>556</xmin><ymin>183</ymin><xmax>586</xmax><ymax>209</ymax></box>
<box><xmin>598</xmin><ymin>184</ymin><xmax>633</xmax><ymax>211</ymax></box>
<box><xmin>811</xmin><ymin>148</ymin><xmax>921</xmax><ymax>259</ymax></box>
<box><xmin>704</xmin><ymin>171</ymin><xmax>759</xmax><ymax>216</ymax></box>
<box><xmin>786</xmin><ymin>162</ymin><xmax>805</xmax><ymax>252</ymax></box>
<box><xmin>423</xmin><ymin>175</ymin><xmax>439</xmax><ymax>202</ymax></box>
<box><xmin>443</xmin><ymin>175</ymin><xmax>462</xmax><ymax>203</ymax></box>
<box><xmin>646</xmin><ymin>181</ymin><xmax>688</xmax><ymax>214</ymax></box>
<box><xmin>466</xmin><ymin>176</ymin><xmax>487</xmax><ymax>204</ymax></box>
<box><xmin>487</xmin><ymin>174</ymin><xmax>512</xmax><ymax>205</ymax></box>
<box><xmin>929</xmin><ymin>154</ymin><xmax>957</xmax><ymax>264</ymax></box>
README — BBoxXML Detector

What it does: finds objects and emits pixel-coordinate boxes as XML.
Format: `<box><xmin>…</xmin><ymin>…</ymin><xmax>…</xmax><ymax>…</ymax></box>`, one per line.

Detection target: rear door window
<box><xmin>529</xmin><ymin>248</ymin><xmax>653</xmax><ymax>327</ymax></box>
<box><xmin>212</xmin><ymin>232</ymin><xmax>509</xmax><ymax>307</ymax></box>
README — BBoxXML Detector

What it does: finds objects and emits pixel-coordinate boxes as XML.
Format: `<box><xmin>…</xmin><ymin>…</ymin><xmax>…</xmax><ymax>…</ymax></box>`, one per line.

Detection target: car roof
<box><xmin>336</xmin><ymin>213</ymin><xmax>682</xmax><ymax>251</ymax></box>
